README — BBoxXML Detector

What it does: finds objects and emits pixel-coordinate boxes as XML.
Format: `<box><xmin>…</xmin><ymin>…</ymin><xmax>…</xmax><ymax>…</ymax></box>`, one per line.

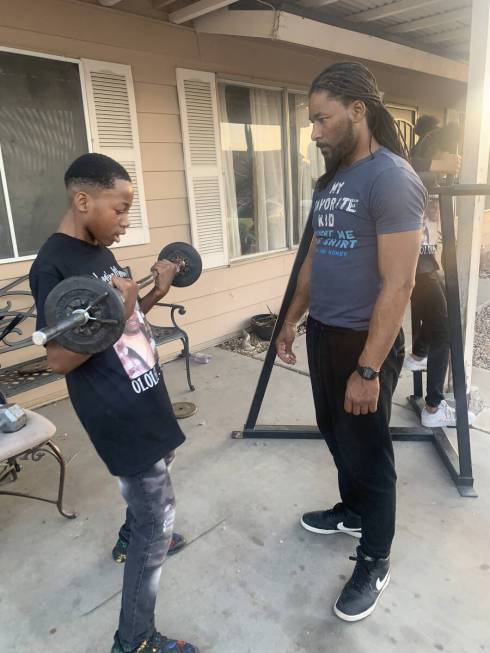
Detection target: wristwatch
<box><xmin>356</xmin><ymin>365</ymin><xmax>379</xmax><ymax>380</ymax></box>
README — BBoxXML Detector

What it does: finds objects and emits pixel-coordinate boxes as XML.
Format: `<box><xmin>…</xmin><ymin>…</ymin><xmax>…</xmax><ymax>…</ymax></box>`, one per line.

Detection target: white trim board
<box><xmin>0</xmin><ymin>145</ymin><xmax>18</xmax><ymax>259</ymax></box>
<box><xmin>195</xmin><ymin>9</ymin><xmax>468</xmax><ymax>83</ymax></box>
<box><xmin>0</xmin><ymin>45</ymin><xmax>80</xmax><ymax>64</ymax></box>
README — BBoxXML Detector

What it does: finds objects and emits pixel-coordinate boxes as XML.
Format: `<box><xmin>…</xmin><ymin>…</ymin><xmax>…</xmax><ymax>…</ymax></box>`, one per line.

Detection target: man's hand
<box><xmin>276</xmin><ymin>324</ymin><xmax>297</xmax><ymax>365</ymax></box>
<box><xmin>151</xmin><ymin>259</ymin><xmax>181</xmax><ymax>299</ymax></box>
<box><xmin>344</xmin><ymin>371</ymin><xmax>380</xmax><ymax>416</ymax></box>
<box><xmin>112</xmin><ymin>276</ymin><xmax>138</xmax><ymax>320</ymax></box>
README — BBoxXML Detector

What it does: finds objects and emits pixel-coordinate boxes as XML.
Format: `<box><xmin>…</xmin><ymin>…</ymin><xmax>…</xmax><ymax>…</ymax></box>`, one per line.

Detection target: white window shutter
<box><xmin>81</xmin><ymin>59</ymin><xmax>149</xmax><ymax>248</ymax></box>
<box><xmin>176</xmin><ymin>69</ymin><xmax>228</xmax><ymax>269</ymax></box>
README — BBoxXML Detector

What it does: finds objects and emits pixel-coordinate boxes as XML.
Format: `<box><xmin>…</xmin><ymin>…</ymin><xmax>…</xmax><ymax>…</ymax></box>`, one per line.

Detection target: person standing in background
<box><xmin>407</xmin><ymin>121</ymin><xmax>475</xmax><ymax>428</ymax></box>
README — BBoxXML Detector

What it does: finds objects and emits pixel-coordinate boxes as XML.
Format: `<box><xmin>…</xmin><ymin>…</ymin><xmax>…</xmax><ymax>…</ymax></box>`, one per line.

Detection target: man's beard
<box><xmin>321</xmin><ymin>119</ymin><xmax>357</xmax><ymax>170</ymax></box>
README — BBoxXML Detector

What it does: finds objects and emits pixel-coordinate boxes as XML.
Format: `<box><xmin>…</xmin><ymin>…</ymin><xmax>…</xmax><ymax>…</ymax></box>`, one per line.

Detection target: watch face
<box><xmin>358</xmin><ymin>366</ymin><xmax>378</xmax><ymax>380</ymax></box>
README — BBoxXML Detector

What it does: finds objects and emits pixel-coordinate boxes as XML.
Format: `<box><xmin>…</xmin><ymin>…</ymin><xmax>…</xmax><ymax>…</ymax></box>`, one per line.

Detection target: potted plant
<box><xmin>250</xmin><ymin>308</ymin><xmax>278</xmax><ymax>341</ymax></box>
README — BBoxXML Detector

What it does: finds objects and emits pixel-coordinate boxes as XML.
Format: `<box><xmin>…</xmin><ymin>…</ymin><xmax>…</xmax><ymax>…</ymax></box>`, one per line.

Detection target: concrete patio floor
<box><xmin>1</xmin><ymin>342</ymin><xmax>490</xmax><ymax>653</ymax></box>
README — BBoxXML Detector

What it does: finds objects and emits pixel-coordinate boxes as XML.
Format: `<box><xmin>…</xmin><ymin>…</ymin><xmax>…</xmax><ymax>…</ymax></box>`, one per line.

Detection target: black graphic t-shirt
<box><xmin>29</xmin><ymin>233</ymin><xmax>185</xmax><ymax>476</ymax></box>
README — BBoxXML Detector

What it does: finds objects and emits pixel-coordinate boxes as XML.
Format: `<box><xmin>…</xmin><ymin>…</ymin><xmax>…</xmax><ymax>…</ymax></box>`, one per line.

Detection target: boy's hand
<box><xmin>164</xmin><ymin>450</ymin><xmax>176</xmax><ymax>467</ymax></box>
<box><xmin>151</xmin><ymin>259</ymin><xmax>181</xmax><ymax>299</ymax></box>
<box><xmin>112</xmin><ymin>276</ymin><xmax>138</xmax><ymax>320</ymax></box>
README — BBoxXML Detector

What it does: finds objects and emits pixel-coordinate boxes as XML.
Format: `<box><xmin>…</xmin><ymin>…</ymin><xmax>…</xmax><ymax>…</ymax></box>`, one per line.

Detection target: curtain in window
<box><xmin>218</xmin><ymin>86</ymin><xmax>241</xmax><ymax>259</ymax></box>
<box><xmin>290</xmin><ymin>94</ymin><xmax>324</xmax><ymax>242</ymax></box>
<box><xmin>249</xmin><ymin>88</ymin><xmax>286</xmax><ymax>253</ymax></box>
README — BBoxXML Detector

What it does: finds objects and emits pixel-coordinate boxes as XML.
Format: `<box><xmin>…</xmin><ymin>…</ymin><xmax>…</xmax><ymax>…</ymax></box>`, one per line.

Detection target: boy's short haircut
<box><xmin>64</xmin><ymin>153</ymin><xmax>131</xmax><ymax>191</ymax></box>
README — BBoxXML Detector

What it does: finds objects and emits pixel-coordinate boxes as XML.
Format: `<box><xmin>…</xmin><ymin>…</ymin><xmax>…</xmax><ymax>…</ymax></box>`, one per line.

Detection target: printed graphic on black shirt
<box><xmin>92</xmin><ymin>266</ymin><xmax>161</xmax><ymax>395</ymax></box>
<box><xmin>114</xmin><ymin>307</ymin><xmax>159</xmax><ymax>384</ymax></box>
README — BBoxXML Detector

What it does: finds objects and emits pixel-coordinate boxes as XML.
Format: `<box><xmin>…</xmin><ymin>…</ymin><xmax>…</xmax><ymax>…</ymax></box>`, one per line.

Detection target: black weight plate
<box><xmin>172</xmin><ymin>401</ymin><xmax>197</xmax><ymax>419</ymax></box>
<box><xmin>44</xmin><ymin>276</ymin><xmax>125</xmax><ymax>354</ymax></box>
<box><xmin>158</xmin><ymin>242</ymin><xmax>202</xmax><ymax>288</ymax></box>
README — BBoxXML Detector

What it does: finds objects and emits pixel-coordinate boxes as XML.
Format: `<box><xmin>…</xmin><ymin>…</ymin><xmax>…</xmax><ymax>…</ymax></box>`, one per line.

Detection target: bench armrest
<box><xmin>155</xmin><ymin>302</ymin><xmax>186</xmax><ymax>329</ymax></box>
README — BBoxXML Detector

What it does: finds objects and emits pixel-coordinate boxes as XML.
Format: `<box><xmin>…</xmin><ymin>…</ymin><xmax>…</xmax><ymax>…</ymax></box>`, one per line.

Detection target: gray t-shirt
<box><xmin>309</xmin><ymin>148</ymin><xmax>426</xmax><ymax>330</ymax></box>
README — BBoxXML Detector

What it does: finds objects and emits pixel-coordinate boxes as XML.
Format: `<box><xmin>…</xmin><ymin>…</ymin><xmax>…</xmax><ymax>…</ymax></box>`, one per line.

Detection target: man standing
<box><xmin>276</xmin><ymin>62</ymin><xmax>426</xmax><ymax>622</ymax></box>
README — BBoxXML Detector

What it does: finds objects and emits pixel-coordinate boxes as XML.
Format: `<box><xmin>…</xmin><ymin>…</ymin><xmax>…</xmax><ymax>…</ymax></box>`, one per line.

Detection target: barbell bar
<box><xmin>32</xmin><ymin>242</ymin><xmax>202</xmax><ymax>354</ymax></box>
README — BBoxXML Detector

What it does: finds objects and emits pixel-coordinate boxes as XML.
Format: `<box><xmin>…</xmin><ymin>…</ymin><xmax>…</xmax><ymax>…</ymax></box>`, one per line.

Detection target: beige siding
<box><xmin>141</xmin><ymin>142</ymin><xmax>185</xmax><ymax>172</ymax></box>
<box><xmin>146</xmin><ymin>198</ymin><xmax>189</xmax><ymax>229</ymax></box>
<box><xmin>144</xmin><ymin>171</ymin><xmax>187</xmax><ymax>201</ymax></box>
<box><xmin>139</xmin><ymin>114</ymin><xmax>182</xmax><ymax>144</ymax></box>
<box><xmin>0</xmin><ymin>0</ymin><xmax>467</xmax><ymax>405</ymax></box>
<box><xmin>134</xmin><ymin>83</ymin><xmax>180</xmax><ymax>114</ymax></box>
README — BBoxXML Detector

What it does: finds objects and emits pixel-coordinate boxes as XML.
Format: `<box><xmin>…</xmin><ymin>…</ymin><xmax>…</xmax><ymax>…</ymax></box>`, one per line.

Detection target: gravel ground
<box><xmin>219</xmin><ymin>321</ymin><xmax>307</xmax><ymax>358</ymax></box>
<box><xmin>473</xmin><ymin>301</ymin><xmax>490</xmax><ymax>370</ymax></box>
<box><xmin>218</xmin><ymin>330</ymin><xmax>270</xmax><ymax>357</ymax></box>
<box><xmin>480</xmin><ymin>258</ymin><xmax>490</xmax><ymax>279</ymax></box>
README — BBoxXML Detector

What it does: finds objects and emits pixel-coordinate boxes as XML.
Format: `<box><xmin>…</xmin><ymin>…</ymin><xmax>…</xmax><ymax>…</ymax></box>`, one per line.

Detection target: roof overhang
<box><xmin>195</xmin><ymin>9</ymin><xmax>468</xmax><ymax>83</ymax></box>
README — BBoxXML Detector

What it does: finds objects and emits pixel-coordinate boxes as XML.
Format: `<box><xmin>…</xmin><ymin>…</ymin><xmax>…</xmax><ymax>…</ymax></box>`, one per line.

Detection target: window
<box><xmin>0</xmin><ymin>51</ymin><xmax>88</xmax><ymax>260</ymax></box>
<box><xmin>218</xmin><ymin>83</ymin><xmax>326</xmax><ymax>258</ymax></box>
<box><xmin>288</xmin><ymin>93</ymin><xmax>325</xmax><ymax>245</ymax></box>
<box><xmin>0</xmin><ymin>168</ymin><xmax>13</xmax><ymax>261</ymax></box>
<box><xmin>177</xmin><ymin>70</ymin><xmax>325</xmax><ymax>266</ymax></box>
<box><xmin>219</xmin><ymin>83</ymin><xmax>287</xmax><ymax>258</ymax></box>
<box><xmin>0</xmin><ymin>50</ymin><xmax>149</xmax><ymax>263</ymax></box>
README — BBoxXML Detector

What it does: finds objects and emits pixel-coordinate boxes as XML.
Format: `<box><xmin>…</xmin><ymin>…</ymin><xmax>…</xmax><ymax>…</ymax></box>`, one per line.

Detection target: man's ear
<box><xmin>350</xmin><ymin>100</ymin><xmax>367</xmax><ymax>124</ymax></box>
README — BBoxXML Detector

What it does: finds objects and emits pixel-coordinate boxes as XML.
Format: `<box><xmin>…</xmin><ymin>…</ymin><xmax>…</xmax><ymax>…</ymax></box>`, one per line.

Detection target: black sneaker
<box><xmin>112</xmin><ymin>536</ymin><xmax>129</xmax><ymax>563</ymax></box>
<box><xmin>111</xmin><ymin>631</ymin><xmax>199</xmax><ymax>653</ymax></box>
<box><xmin>112</xmin><ymin>533</ymin><xmax>187</xmax><ymax>563</ymax></box>
<box><xmin>301</xmin><ymin>502</ymin><xmax>362</xmax><ymax>538</ymax></box>
<box><xmin>333</xmin><ymin>546</ymin><xmax>390</xmax><ymax>622</ymax></box>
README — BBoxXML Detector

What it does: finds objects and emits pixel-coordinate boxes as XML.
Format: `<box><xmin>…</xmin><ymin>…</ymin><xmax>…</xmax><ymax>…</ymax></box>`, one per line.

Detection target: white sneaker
<box><xmin>404</xmin><ymin>353</ymin><xmax>427</xmax><ymax>372</ymax></box>
<box><xmin>421</xmin><ymin>400</ymin><xmax>476</xmax><ymax>428</ymax></box>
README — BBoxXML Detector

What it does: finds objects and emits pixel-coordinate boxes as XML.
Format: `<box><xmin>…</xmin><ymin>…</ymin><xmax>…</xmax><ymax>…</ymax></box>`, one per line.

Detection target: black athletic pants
<box><xmin>410</xmin><ymin>270</ymin><xmax>450</xmax><ymax>408</ymax></box>
<box><xmin>306</xmin><ymin>316</ymin><xmax>404</xmax><ymax>559</ymax></box>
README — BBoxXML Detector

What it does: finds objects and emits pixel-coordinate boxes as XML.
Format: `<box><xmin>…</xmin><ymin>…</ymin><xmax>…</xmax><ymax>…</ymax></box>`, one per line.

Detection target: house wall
<box><xmin>0</xmin><ymin>0</ymin><xmax>468</xmax><ymax>405</ymax></box>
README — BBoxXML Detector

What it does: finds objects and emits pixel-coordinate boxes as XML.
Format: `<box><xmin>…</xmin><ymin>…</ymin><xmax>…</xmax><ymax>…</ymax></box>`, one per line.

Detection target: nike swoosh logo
<box><xmin>376</xmin><ymin>573</ymin><xmax>389</xmax><ymax>592</ymax></box>
<box><xmin>337</xmin><ymin>522</ymin><xmax>361</xmax><ymax>532</ymax></box>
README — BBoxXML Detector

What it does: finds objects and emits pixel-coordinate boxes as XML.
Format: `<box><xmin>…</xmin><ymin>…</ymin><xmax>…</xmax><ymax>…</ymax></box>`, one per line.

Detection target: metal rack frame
<box><xmin>233</xmin><ymin>184</ymin><xmax>490</xmax><ymax>498</ymax></box>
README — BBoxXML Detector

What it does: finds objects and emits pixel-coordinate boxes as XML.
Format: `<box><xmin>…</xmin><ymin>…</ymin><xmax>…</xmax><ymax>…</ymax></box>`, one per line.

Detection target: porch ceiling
<box><xmin>88</xmin><ymin>0</ymin><xmax>472</xmax><ymax>62</ymax></box>
<box><xmin>284</xmin><ymin>0</ymin><xmax>472</xmax><ymax>61</ymax></box>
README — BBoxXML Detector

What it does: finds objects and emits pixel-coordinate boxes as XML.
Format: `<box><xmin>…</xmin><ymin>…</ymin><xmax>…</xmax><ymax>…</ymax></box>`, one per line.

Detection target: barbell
<box><xmin>32</xmin><ymin>242</ymin><xmax>202</xmax><ymax>354</ymax></box>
